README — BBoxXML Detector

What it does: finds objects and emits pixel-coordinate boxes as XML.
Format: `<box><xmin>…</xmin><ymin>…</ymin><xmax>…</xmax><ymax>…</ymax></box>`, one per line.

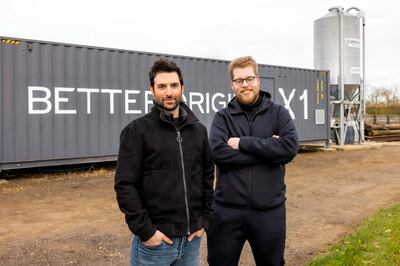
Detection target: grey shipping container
<box><xmin>0</xmin><ymin>37</ymin><xmax>330</xmax><ymax>170</ymax></box>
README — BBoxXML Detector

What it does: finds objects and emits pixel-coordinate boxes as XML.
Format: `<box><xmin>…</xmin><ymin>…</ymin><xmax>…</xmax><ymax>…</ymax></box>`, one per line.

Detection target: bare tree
<box><xmin>368</xmin><ymin>87</ymin><xmax>386</xmax><ymax>104</ymax></box>
<box><xmin>366</xmin><ymin>85</ymin><xmax>400</xmax><ymax>115</ymax></box>
<box><xmin>367</xmin><ymin>86</ymin><xmax>399</xmax><ymax>105</ymax></box>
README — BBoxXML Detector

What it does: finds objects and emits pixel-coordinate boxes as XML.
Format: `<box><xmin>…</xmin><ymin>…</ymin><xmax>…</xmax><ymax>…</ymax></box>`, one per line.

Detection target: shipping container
<box><xmin>0</xmin><ymin>37</ymin><xmax>330</xmax><ymax>170</ymax></box>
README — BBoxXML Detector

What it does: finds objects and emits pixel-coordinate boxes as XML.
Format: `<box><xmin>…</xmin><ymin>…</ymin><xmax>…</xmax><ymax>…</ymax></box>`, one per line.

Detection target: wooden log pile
<box><xmin>365</xmin><ymin>123</ymin><xmax>400</xmax><ymax>142</ymax></box>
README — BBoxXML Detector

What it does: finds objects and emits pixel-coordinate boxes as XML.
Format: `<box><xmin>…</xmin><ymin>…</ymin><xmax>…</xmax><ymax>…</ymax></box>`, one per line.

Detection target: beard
<box><xmin>235</xmin><ymin>88</ymin><xmax>260</xmax><ymax>105</ymax></box>
<box><xmin>153</xmin><ymin>95</ymin><xmax>182</xmax><ymax>111</ymax></box>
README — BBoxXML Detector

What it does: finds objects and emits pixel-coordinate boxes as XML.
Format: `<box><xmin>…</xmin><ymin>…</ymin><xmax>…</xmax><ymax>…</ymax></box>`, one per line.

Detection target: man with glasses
<box><xmin>207</xmin><ymin>56</ymin><xmax>299</xmax><ymax>265</ymax></box>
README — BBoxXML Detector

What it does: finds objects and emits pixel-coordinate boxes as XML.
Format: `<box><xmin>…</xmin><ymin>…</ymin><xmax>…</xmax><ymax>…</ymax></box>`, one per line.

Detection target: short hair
<box><xmin>149</xmin><ymin>58</ymin><xmax>184</xmax><ymax>87</ymax></box>
<box><xmin>228</xmin><ymin>56</ymin><xmax>259</xmax><ymax>80</ymax></box>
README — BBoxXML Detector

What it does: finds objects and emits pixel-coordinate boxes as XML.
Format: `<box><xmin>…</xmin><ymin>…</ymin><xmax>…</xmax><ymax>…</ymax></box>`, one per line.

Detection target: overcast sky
<box><xmin>1</xmin><ymin>0</ymin><xmax>399</xmax><ymax>93</ymax></box>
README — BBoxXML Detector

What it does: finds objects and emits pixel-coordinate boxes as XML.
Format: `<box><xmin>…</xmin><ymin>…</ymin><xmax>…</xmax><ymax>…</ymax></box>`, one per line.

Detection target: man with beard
<box><xmin>207</xmin><ymin>56</ymin><xmax>299</xmax><ymax>265</ymax></box>
<box><xmin>115</xmin><ymin>58</ymin><xmax>214</xmax><ymax>266</ymax></box>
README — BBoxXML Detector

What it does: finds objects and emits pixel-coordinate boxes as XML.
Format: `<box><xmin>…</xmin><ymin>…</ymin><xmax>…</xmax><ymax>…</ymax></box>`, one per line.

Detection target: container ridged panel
<box><xmin>1</xmin><ymin>37</ymin><xmax>330</xmax><ymax>169</ymax></box>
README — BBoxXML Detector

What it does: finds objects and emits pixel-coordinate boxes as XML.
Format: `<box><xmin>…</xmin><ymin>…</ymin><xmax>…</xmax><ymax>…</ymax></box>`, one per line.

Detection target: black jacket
<box><xmin>209</xmin><ymin>91</ymin><xmax>299</xmax><ymax>209</ymax></box>
<box><xmin>115</xmin><ymin>102</ymin><xmax>214</xmax><ymax>241</ymax></box>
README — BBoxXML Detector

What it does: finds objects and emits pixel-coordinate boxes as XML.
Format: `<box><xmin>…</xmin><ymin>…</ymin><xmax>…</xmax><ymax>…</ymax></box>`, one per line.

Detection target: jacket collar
<box><xmin>227</xmin><ymin>90</ymin><xmax>272</xmax><ymax>115</ymax></box>
<box><xmin>151</xmin><ymin>101</ymin><xmax>199</xmax><ymax>125</ymax></box>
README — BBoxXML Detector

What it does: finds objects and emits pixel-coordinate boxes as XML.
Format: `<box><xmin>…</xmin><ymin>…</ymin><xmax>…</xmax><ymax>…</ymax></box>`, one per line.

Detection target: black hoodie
<box><xmin>209</xmin><ymin>91</ymin><xmax>299</xmax><ymax>209</ymax></box>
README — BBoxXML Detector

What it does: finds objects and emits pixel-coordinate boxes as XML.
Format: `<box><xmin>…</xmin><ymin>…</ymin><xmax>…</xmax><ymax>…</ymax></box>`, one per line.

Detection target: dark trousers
<box><xmin>207</xmin><ymin>202</ymin><xmax>286</xmax><ymax>266</ymax></box>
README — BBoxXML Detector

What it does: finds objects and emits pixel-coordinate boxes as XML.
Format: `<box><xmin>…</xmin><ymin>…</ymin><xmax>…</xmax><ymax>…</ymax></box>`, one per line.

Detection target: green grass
<box><xmin>307</xmin><ymin>203</ymin><xmax>400</xmax><ymax>266</ymax></box>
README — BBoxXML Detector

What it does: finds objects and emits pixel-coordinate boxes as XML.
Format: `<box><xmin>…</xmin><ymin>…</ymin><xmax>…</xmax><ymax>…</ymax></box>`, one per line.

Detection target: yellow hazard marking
<box><xmin>1</xmin><ymin>39</ymin><xmax>21</xmax><ymax>45</ymax></box>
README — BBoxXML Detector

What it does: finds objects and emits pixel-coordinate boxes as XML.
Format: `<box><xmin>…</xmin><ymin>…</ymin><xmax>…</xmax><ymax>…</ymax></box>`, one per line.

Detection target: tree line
<box><xmin>366</xmin><ymin>86</ymin><xmax>400</xmax><ymax>115</ymax></box>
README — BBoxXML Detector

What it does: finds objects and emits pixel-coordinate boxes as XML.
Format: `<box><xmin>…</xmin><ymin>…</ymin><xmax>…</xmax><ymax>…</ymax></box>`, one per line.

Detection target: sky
<box><xmin>1</xmin><ymin>0</ymin><xmax>399</xmax><ymax>94</ymax></box>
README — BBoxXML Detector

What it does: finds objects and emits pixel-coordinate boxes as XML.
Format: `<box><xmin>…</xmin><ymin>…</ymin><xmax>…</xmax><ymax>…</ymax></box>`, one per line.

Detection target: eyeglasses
<box><xmin>232</xmin><ymin>76</ymin><xmax>257</xmax><ymax>86</ymax></box>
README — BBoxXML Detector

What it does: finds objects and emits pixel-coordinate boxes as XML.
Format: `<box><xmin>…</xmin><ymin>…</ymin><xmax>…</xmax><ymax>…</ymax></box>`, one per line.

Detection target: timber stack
<box><xmin>364</xmin><ymin>123</ymin><xmax>400</xmax><ymax>142</ymax></box>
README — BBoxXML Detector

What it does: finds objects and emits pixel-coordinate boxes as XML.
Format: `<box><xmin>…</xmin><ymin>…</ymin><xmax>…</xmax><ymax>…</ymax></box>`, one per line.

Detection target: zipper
<box><xmin>176</xmin><ymin>130</ymin><xmax>191</xmax><ymax>235</ymax></box>
<box><xmin>249</xmin><ymin>115</ymin><xmax>254</xmax><ymax>207</ymax></box>
<box><xmin>158</xmin><ymin>111</ymin><xmax>197</xmax><ymax>235</ymax></box>
<box><xmin>249</xmin><ymin>167</ymin><xmax>252</xmax><ymax>206</ymax></box>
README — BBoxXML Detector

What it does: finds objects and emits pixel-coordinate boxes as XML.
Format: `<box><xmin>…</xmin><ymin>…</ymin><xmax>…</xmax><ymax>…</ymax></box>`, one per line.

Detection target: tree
<box><xmin>366</xmin><ymin>85</ymin><xmax>400</xmax><ymax>115</ymax></box>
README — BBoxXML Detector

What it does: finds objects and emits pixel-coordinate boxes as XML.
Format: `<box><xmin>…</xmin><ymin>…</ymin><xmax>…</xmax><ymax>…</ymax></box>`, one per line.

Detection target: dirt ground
<box><xmin>1</xmin><ymin>143</ymin><xmax>400</xmax><ymax>266</ymax></box>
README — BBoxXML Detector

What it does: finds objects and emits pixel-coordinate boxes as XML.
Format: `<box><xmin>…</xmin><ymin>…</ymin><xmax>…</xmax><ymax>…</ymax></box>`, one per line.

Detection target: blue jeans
<box><xmin>130</xmin><ymin>235</ymin><xmax>201</xmax><ymax>266</ymax></box>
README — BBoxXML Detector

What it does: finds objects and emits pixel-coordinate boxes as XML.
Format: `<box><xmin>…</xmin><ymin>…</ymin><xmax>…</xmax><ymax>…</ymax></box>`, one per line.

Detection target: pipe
<box><xmin>339</xmin><ymin>11</ymin><xmax>346</xmax><ymax>145</ymax></box>
<box><xmin>346</xmin><ymin>7</ymin><xmax>366</xmax><ymax>18</ymax></box>
<box><xmin>361</xmin><ymin>16</ymin><xmax>366</xmax><ymax>142</ymax></box>
<box><xmin>346</xmin><ymin>7</ymin><xmax>366</xmax><ymax>143</ymax></box>
<box><xmin>329</xmin><ymin>6</ymin><xmax>344</xmax><ymax>14</ymax></box>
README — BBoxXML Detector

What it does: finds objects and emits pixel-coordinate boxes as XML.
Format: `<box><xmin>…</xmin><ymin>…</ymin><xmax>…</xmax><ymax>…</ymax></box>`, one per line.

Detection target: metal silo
<box><xmin>314</xmin><ymin>6</ymin><xmax>366</xmax><ymax>145</ymax></box>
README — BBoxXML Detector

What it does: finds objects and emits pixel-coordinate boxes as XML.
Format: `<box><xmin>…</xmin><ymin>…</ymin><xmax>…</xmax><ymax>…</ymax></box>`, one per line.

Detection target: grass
<box><xmin>307</xmin><ymin>203</ymin><xmax>400</xmax><ymax>266</ymax></box>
